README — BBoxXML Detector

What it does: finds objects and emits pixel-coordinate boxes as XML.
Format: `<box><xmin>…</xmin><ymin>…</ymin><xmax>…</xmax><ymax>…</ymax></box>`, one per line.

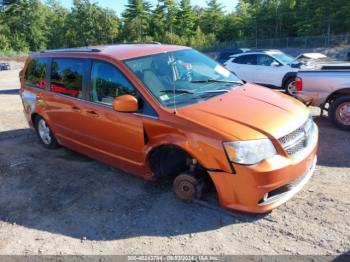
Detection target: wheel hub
<box><xmin>336</xmin><ymin>102</ymin><xmax>350</xmax><ymax>125</ymax></box>
<box><xmin>173</xmin><ymin>174</ymin><xmax>203</xmax><ymax>201</ymax></box>
<box><xmin>287</xmin><ymin>81</ymin><xmax>296</xmax><ymax>95</ymax></box>
<box><xmin>38</xmin><ymin>119</ymin><xmax>52</xmax><ymax>144</ymax></box>
<box><xmin>178</xmin><ymin>180</ymin><xmax>196</xmax><ymax>198</ymax></box>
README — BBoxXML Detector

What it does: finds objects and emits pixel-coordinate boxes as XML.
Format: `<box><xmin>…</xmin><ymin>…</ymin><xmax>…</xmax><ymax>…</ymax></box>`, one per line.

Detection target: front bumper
<box><xmin>208</xmin><ymin>125</ymin><xmax>318</xmax><ymax>214</ymax></box>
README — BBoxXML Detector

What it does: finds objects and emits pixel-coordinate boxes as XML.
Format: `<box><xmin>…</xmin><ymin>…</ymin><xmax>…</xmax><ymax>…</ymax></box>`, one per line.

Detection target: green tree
<box><xmin>65</xmin><ymin>0</ymin><xmax>119</xmax><ymax>47</ymax></box>
<box><xmin>189</xmin><ymin>26</ymin><xmax>216</xmax><ymax>49</ymax></box>
<box><xmin>150</xmin><ymin>2</ymin><xmax>166</xmax><ymax>41</ymax></box>
<box><xmin>176</xmin><ymin>0</ymin><xmax>196</xmax><ymax>37</ymax></box>
<box><xmin>199</xmin><ymin>0</ymin><xmax>224</xmax><ymax>37</ymax></box>
<box><xmin>122</xmin><ymin>0</ymin><xmax>152</xmax><ymax>41</ymax></box>
<box><xmin>0</xmin><ymin>26</ymin><xmax>11</xmax><ymax>51</ymax></box>
<box><xmin>1</xmin><ymin>0</ymin><xmax>350</xmax><ymax>53</ymax></box>
<box><xmin>45</xmin><ymin>0</ymin><xmax>69</xmax><ymax>49</ymax></box>
<box><xmin>2</xmin><ymin>0</ymin><xmax>48</xmax><ymax>51</ymax></box>
<box><xmin>149</xmin><ymin>0</ymin><xmax>180</xmax><ymax>43</ymax></box>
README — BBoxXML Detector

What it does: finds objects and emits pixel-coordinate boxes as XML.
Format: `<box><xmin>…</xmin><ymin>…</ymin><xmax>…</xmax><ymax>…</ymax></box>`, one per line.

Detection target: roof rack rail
<box><xmin>113</xmin><ymin>41</ymin><xmax>162</xmax><ymax>45</ymax></box>
<box><xmin>41</xmin><ymin>47</ymin><xmax>101</xmax><ymax>53</ymax></box>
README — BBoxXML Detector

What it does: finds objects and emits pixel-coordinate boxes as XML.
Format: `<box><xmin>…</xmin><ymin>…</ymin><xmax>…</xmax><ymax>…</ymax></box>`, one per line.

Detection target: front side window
<box><xmin>257</xmin><ymin>55</ymin><xmax>277</xmax><ymax>66</ymax></box>
<box><xmin>24</xmin><ymin>58</ymin><xmax>48</xmax><ymax>89</ymax></box>
<box><xmin>125</xmin><ymin>49</ymin><xmax>243</xmax><ymax>108</ymax></box>
<box><xmin>234</xmin><ymin>54</ymin><xmax>257</xmax><ymax>65</ymax></box>
<box><xmin>270</xmin><ymin>52</ymin><xmax>295</xmax><ymax>65</ymax></box>
<box><xmin>51</xmin><ymin>59</ymin><xmax>84</xmax><ymax>98</ymax></box>
<box><xmin>91</xmin><ymin>61</ymin><xmax>136</xmax><ymax>105</ymax></box>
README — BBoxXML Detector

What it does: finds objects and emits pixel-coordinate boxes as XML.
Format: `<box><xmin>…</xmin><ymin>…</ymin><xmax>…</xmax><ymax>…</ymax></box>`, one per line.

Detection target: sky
<box><xmin>59</xmin><ymin>0</ymin><xmax>239</xmax><ymax>15</ymax></box>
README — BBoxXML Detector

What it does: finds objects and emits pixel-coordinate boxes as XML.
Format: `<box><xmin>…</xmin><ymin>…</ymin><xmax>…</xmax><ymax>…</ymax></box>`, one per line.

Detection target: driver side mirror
<box><xmin>271</xmin><ymin>61</ymin><xmax>281</xmax><ymax>67</ymax></box>
<box><xmin>112</xmin><ymin>94</ymin><xmax>139</xmax><ymax>113</ymax></box>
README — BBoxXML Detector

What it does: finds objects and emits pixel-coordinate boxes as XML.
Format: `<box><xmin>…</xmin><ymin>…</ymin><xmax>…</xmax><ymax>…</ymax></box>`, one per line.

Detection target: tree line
<box><xmin>0</xmin><ymin>0</ymin><xmax>349</xmax><ymax>52</ymax></box>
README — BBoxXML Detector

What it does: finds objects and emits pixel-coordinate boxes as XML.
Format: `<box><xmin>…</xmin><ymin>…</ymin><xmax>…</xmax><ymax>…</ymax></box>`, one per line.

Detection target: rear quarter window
<box><xmin>51</xmin><ymin>58</ymin><xmax>85</xmax><ymax>98</ymax></box>
<box><xmin>24</xmin><ymin>58</ymin><xmax>49</xmax><ymax>89</ymax></box>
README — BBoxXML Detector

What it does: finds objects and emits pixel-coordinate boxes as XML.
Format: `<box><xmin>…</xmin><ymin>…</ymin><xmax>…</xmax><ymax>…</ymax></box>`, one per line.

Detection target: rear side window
<box><xmin>91</xmin><ymin>61</ymin><xmax>136</xmax><ymax>105</ymax></box>
<box><xmin>24</xmin><ymin>58</ymin><xmax>48</xmax><ymax>89</ymax></box>
<box><xmin>234</xmin><ymin>55</ymin><xmax>257</xmax><ymax>65</ymax></box>
<box><xmin>51</xmin><ymin>59</ymin><xmax>85</xmax><ymax>98</ymax></box>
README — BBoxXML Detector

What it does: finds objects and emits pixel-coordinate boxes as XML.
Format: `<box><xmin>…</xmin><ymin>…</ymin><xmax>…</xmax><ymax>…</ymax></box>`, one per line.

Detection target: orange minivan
<box><xmin>20</xmin><ymin>44</ymin><xmax>318</xmax><ymax>213</ymax></box>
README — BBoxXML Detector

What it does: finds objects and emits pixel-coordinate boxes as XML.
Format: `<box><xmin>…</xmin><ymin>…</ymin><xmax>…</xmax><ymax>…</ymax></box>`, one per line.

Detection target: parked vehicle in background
<box><xmin>296</xmin><ymin>53</ymin><xmax>350</xmax><ymax>70</ymax></box>
<box><xmin>295</xmin><ymin>53</ymin><xmax>328</xmax><ymax>61</ymax></box>
<box><xmin>20</xmin><ymin>44</ymin><xmax>318</xmax><ymax>213</ymax></box>
<box><xmin>0</xmin><ymin>62</ymin><xmax>11</xmax><ymax>70</ymax></box>
<box><xmin>216</xmin><ymin>48</ymin><xmax>250</xmax><ymax>64</ymax></box>
<box><xmin>295</xmin><ymin>70</ymin><xmax>350</xmax><ymax>130</ymax></box>
<box><xmin>224</xmin><ymin>50</ymin><xmax>308</xmax><ymax>95</ymax></box>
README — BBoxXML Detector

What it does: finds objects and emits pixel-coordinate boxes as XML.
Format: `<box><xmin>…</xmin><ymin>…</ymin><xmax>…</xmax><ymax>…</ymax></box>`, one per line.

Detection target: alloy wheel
<box><xmin>38</xmin><ymin>119</ymin><xmax>52</xmax><ymax>145</ymax></box>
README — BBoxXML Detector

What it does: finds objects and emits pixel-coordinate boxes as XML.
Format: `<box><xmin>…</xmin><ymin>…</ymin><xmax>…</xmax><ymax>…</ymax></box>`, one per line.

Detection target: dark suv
<box><xmin>0</xmin><ymin>62</ymin><xmax>11</xmax><ymax>71</ymax></box>
<box><xmin>216</xmin><ymin>48</ymin><xmax>250</xmax><ymax>64</ymax></box>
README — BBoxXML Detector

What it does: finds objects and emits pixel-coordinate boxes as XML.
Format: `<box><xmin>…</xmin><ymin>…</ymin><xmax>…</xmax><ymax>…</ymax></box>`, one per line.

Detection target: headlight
<box><xmin>223</xmin><ymin>139</ymin><xmax>277</xmax><ymax>165</ymax></box>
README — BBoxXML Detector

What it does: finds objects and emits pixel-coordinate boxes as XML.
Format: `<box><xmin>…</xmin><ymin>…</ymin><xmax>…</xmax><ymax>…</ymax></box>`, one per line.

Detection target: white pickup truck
<box><xmin>295</xmin><ymin>70</ymin><xmax>350</xmax><ymax>130</ymax></box>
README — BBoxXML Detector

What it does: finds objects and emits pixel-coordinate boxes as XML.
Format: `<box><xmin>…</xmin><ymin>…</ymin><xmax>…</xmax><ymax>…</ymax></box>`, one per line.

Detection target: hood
<box><xmin>177</xmin><ymin>84</ymin><xmax>309</xmax><ymax>141</ymax></box>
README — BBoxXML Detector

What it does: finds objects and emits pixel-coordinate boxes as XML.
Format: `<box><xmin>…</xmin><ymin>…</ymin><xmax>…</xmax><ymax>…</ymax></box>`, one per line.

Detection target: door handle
<box><xmin>72</xmin><ymin>106</ymin><xmax>81</xmax><ymax>112</ymax></box>
<box><xmin>86</xmin><ymin>110</ymin><xmax>99</xmax><ymax>117</ymax></box>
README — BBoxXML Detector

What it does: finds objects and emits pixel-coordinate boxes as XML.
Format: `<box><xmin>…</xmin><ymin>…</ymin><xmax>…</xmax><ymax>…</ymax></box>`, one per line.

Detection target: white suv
<box><xmin>224</xmin><ymin>50</ymin><xmax>303</xmax><ymax>95</ymax></box>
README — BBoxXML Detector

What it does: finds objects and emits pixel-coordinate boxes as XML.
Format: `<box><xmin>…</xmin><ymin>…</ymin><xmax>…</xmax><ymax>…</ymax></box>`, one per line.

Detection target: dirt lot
<box><xmin>0</xmin><ymin>67</ymin><xmax>349</xmax><ymax>256</ymax></box>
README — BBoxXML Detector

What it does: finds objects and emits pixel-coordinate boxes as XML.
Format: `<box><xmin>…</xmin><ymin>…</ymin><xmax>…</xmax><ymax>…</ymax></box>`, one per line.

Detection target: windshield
<box><xmin>124</xmin><ymin>49</ymin><xmax>243</xmax><ymax>108</ymax></box>
<box><xmin>271</xmin><ymin>52</ymin><xmax>295</xmax><ymax>64</ymax></box>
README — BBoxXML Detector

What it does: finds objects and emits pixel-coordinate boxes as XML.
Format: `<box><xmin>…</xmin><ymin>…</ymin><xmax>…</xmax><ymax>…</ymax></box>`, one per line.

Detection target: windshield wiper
<box><xmin>190</xmin><ymin>79</ymin><xmax>242</xmax><ymax>84</ymax></box>
<box><xmin>160</xmin><ymin>89</ymin><xmax>194</xmax><ymax>94</ymax></box>
<box><xmin>192</xmin><ymin>89</ymin><xmax>230</xmax><ymax>101</ymax></box>
<box><xmin>198</xmin><ymin>89</ymin><xmax>230</xmax><ymax>94</ymax></box>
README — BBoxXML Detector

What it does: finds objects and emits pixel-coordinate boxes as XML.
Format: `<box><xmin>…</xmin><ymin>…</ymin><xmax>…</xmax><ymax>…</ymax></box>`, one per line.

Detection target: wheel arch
<box><xmin>282</xmin><ymin>72</ymin><xmax>297</xmax><ymax>87</ymax></box>
<box><xmin>144</xmin><ymin>132</ymin><xmax>233</xmax><ymax>177</ymax></box>
<box><xmin>31</xmin><ymin>112</ymin><xmax>40</xmax><ymax>127</ymax></box>
<box><xmin>147</xmin><ymin>143</ymin><xmax>198</xmax><ymax>178</ymax></box>
<box><xmin>147</xmin><ymin>143</ymin><xmax>218</xmax><ymax>197</ymax></box>
<box><xmin>326</xmin><ymin>88</ymin><xmax>350</xmax><ymax>104</ymax></box>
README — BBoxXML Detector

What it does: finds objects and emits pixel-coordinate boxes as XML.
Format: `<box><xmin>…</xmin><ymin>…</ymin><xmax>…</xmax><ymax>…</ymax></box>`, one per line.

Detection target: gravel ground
<box><xmin>0</xmin><ymin>61</ymin><xmax>23</xmax><ymax>90</ymax></box>
<box><xmin>0</xmin><ymin>67</ymin><xmax>349</xmax><ymax>256</ymax></box>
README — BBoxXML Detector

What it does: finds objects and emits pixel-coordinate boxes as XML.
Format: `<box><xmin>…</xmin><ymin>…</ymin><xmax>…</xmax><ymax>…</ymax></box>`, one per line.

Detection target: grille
<box><xmin>278</xmin><ymin>117</ymin><xmax>314</xmax><ymax>157</ymax></box>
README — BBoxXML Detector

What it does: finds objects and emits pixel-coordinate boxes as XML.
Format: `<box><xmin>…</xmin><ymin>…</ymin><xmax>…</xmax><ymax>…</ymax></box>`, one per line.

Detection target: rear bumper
<box><xmin>295</xmin><ymin>91</ymin><xmax>326</xmax><ymax>107</ymax></box>
<box><xmin>295</xmin><ymin>92</ymin><xmax>314</xmax><ymax>105</ymax></box>
<box><xmin>208</xmin><ymin>126</ymin><xmax>318</xmax><ymax>214</ymax></box>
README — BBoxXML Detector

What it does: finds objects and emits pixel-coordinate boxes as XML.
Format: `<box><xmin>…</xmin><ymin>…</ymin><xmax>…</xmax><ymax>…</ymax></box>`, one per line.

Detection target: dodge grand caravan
<box><xmin>20</xmin><ymin>44</ymin><xmax>318</xmax><ymax>213</ymax></box>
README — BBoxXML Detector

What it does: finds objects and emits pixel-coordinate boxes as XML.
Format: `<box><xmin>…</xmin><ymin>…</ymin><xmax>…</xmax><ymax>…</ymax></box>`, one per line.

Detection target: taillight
<box><xmin>295</xmin><ymin>77</ymin><xmax>302</xmax><ymax>92</ymax></box>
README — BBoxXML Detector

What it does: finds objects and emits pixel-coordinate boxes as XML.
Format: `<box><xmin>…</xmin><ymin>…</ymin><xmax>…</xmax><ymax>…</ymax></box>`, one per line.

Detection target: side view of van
<box><xmin>20</xmin><ymin>44</ymin><xmax>318</xmax><ymax>213</ymax></box>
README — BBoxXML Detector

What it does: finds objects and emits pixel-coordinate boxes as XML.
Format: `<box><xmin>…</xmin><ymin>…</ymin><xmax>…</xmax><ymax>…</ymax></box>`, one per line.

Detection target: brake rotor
<box><xmin>173</xmin><ymin>174</ymin><xmax>203</xmax><ymax>201</ymax></box>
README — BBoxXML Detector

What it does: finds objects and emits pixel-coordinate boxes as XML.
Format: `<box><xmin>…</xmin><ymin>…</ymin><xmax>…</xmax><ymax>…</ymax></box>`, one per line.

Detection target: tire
<box><xmin>35</xmin><ymin>116</ymin><xmax>59</xmax><ymax>149</ymax></box>
<box><xmin>329</xmin><ymin>95</ymin><xmax>350</xmax><ymax>131</ymax></box>
<box><xmin>284</xmin><ymin>77</ymin><xmax>296</xmax><ymax>96</ymax></box>
<box><xmin>173</xmin><ymin>173</ymin><xmax>204</xmax><ymax>202</ymax></box>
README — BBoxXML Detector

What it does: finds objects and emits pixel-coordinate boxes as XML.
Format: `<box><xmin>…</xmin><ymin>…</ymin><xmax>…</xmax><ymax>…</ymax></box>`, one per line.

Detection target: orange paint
<box><xmin>20</xmin><ymin>44</ymin><xmax>318</xmax><ymax>213</ymax></box>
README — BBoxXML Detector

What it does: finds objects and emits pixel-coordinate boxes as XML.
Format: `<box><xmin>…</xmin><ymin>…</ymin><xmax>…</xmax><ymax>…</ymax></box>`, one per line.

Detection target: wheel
<box><xmin>284</xmin><ymin>77</ymin><xmax>296</xmax><ymax>96</ymax></box>
<box><xmin>173</xmin><ymin>173</ymin><xmax>204</xmax><ymax>202</ymax></box>
<box><xmin>329</xmin><ymin>95</ymin><xmax>350</xmax><ymax>131</ymax></box>
<box><xmin>35</xmin><ymin>116</ymin><xmax>59</xmax><ymax>149</ymax></box>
